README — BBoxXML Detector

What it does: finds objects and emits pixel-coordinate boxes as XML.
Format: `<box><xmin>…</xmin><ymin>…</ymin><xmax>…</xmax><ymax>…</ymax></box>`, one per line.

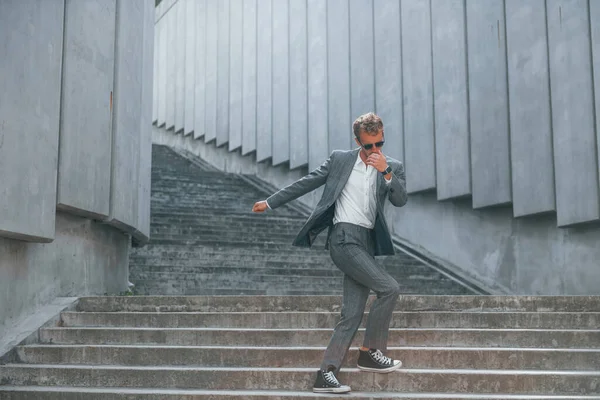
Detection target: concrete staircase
<box><xmin>1</xmin><ymin>295</ymin><xmax>600</xmax><ymax>398</ymax></box>
<box><xmin>129</xmin><ymin>144</ymin><xmax>474</xmax><ymax>296</ymax></box>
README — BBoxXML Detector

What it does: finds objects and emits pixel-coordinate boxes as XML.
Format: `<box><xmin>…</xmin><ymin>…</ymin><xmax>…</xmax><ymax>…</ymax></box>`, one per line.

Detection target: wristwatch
<box><xmin>381</xmin><ymin>165</ymin><xmax>392</xmax><ymax>175</ymax></box>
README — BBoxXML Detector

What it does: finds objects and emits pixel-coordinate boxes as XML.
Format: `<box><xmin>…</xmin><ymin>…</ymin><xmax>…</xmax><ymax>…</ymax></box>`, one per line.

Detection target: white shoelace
<box><xmin>371</xmin><ymin>349</ymin><xmax>393</xmax><ymax>366</ymax></box>
<box><xmin>323</xmin><ymin>371</ymin><xmax>340</xmax><ymax>386</ymax></box>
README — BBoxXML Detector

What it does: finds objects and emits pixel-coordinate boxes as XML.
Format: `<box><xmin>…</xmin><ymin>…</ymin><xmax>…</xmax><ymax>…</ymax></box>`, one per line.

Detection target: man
<box><xmin>252</xmin><ymin>112</ymin><xmax>408</xmax><ymax>393</ymax></box>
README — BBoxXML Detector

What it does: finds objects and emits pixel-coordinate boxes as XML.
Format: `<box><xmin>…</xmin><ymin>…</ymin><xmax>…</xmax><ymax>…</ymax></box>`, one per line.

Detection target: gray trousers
<box><xmin>320</xmin><ymin>222</ymin><xmax>401</xmax><ymax>372</ymax></box>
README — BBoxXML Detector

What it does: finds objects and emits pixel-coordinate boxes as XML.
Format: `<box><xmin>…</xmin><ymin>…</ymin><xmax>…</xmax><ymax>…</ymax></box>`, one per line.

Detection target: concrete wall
<box><xmin>0</xmin><ymin>0</ymin><xmax>153</xmax><ymax>348</ymax></box>
<box><xmin>154</xmin><ymin>0</ymin><xmax>600</xmax><ymax>295</ymax></box>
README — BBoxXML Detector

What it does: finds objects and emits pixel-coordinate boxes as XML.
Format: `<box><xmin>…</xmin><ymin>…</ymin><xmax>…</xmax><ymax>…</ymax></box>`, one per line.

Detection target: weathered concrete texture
<box><xmin>174</xmin><ymin>0</ymin><xmax>186</xmax><ymax>133</ymax></box>
<box><xmin>228</xmin><ymin>0</ymin><xmax>243</xmax><ymax>152</ymax></box>
<box><xmin>466</xmin><ymin>0</ymin><xmax>512</xmax><ymax>209</ymax></box>
<box><xmin>401</xmin><ymin>0</ymin><xmax>436</xmax><ymax>193</ymax></box>
<box><xmin>392</xmin><ymin>192</ymin><xmax>600</xmax><ymax>295</ymax></box>
<box><xmin>547</xmin><ymin>0</ymin><xmax>600</xmax><ymax>227</ymax></box>
<box><xmin>57</xmin><ymin>0</ymin><xmax>115</xmax><ymax>220</ymax></box>
<box><xmin>184</xmin><ymin>0</ymin><xmax>196</xmax><ymax>136</ymax></box>
<box><xmin>204</xmin><ymin>0</ymin><xmax>218</xmax><ymax>143</ymax></box>
<box><xmin>0</xmin><ymin>211</ymin><xmax>129</xmax><ymax>355</ymax></box>
<box><xmin>193</xmin><ymin>0</ymin><xmax>206</xmax><ymax>139</ymax></box>
<box><xmin>327</xmin><ymin>0</ymin><xmax>352</xmax><ymax>152</ymax></box>
<box><xmin>156</xmin><ymin>16</ymin><xmax>167</xmax><ymax>127</ymax></box>
<box><xmin>374</xmin><ymin>0</ymin><xmax>403</xmax><ymax>162</ymax></box>
<box><xmin>288</xmin><ymin>0</ymin><xmax>308</xmax><ymax>169</ymax></box>
<box><xmin>592</xmin><ymin>1</ymin><xmax>600</xmax><ymax>189</ymax></box>
<box><xmin>241</xmin><ymin>0</ymin><xmax>257</xmax><ymax>155</ymax></box>
<box><xmin>349</xmin><ymin>0</ymin><xmax>375</xmax><ymax>121</ymax></box>
<box><xmin>109</xmin><ymin>0</ymin><xmax>144</xmax><ymax>234</ymax></box>
<box><xmin>307</xmin><ymin>0</ymin><xmax>328</xmax><ymax>172</ymax></box>
<box><xmin>165</xmin><ymin>8</ymin><xmax>176</xmax><ymax>129</ymax></box>
<box><xmin>136</xmin><ymin>0</ymin><xmax>155</xmax><ymax>241</ymax></box>
<box><xmin>0</xmin><ymin>0</ymin><xmax>64</xmax><ymax>242</ymax></box>
<box><xmin>431</xmin><ymin>0</ymin><xmax>471</xmax><ymax>201</ymax></box>
<box><xmin>256</xmin><ymin>0</ymin><xmax>273</xmax><ymax>162</ymax></box>
<box><xmin>152</xmin><ymin>10</ymin><xmax>159</xmax><ymax>124</ymax></box>
<box><xmin>216</xmin><ymin>0</ymin><xmax>230</xmax><ymax>147</ymax></box>
<box><xmin>271</xmin><ymin>0</ymin><xmax>290</xmax><ymax>166</ymax></box>
<box><xmin>505</xmin><ymin>0</ymin><xmax>555</xmax><ymax>218</ymax></box>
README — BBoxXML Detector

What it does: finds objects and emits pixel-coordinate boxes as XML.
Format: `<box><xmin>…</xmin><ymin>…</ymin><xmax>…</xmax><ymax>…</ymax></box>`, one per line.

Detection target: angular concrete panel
<box><xmin>137</xmin><ymin>0</ymin><xmax>155</xmax><ymax>241</ymax></box>
<box><xmin>157</xmin><ymin>17</ymin><xmax>167</xmax><ymax>127</ymax></box>
<box><xmin>307</xmin><ymin>0</ymin><xmax>329</xmax><ymax>171</ymax></box>
<box><xmin>216</xmin><ymin>0</ymin><xmax>230</xmax><ymax>147</ymax></box>
<box><xmin>194</xmin><ymin>0</ymin><xmax>207</xmax><ymax>139</ymax></box>
<box><xmin>374</xmin><ymin>0</ymin><xmax>403</xmax><ymax>161</ymax></box>
<box><xmin>272</xmin><ymin>0</ymin><xmax>290</xmax><ymax>165</ymax></box>
<box><xmin>256</xmin><ymin>0</ymin><xmax>273</xmax><ymax>162</ymax></box>
<box><xmin>229</xmin><ymin>0</ymin><xmax>244</xmax><ymax>152</ymax></box>
<box><xmin>592</xmin><ymin>1</ymin><xmax>600</xmax><ymax>191</ymax></box>
<box><xmin>184</xmin><ymin>0</ymin><xmax>196</xmax><ymax>135</ymax></box>
<box><xmin>431</xmin><ymin>0</ymin><xmax>470</xmax><ymax>201</ymax></box>
<box><xmin>165</xmin><ymin>8</ymin><xmax>176</xmax><ymax>130</ymax></box>
<box><xmin>0</xmin><ymin>0</ymin><xmax>64</xmax><ymax>241</ymax></box>
<box><xmin>467</xmin><ymin>0</ymin><xmax>511</xmax><ymax>208</ymax></box>
<box><xmin>327</xmin><ymin>0</ymin><xmax>352</xmax><ymax>152</ymax></box>
<box><xmin>547</xmin><ymin>0</ymin><xmax>600</xmax><ymax>226</ymax></box>
<box><xmin>401</xmin><ymin>0</ymin><xmax>436</xmax><ymax>193</ymax></box>
<box><xmin>175</xmin><ymin>0</ymin><xmax>186</xmax><ymax>133</ymax></box>
<box><xmin>242</xmin><ymin>0</ymin><xmax>257</xmax><ymax>155</ymax></box>
<box><xmin>505</xmin><ymin>0</ymin><xmax>555</xmax><ymax>217</ymax></box>
<box><xmin>289</xmin><ymin>0</ymin><xmax>309</xmax><ymax>169</ymax></box>
<box><xmin>152</xmin><ymin>13</ymin><xmax>159</xmax><ymax>124</ymax></box>
<box><xmin>204</xmin><ymin>0</ymin><xmax>218</xmax><ymax>143</ymax></box>
<box><xmin>350</xmin><ymin>0</ymin><xmax>375</xmax><ymax>120</ymax></box>
<box><xmin>109</xmin><ymin>0</ymin><xmax>145</xmax><ymax>233</ymax></box>
<box><xmin>57</xmin><ymin>0</ymin><xmax>116</xmax><ymax>220</ymax></box>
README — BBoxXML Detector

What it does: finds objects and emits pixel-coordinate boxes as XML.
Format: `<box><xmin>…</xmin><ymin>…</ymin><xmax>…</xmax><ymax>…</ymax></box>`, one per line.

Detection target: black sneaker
<box><xmin>357</xmin><ymin>349</ymin><xmax>402</xmax><ymax>373</ymax></box>
<box><xmin>313</xmin><ymin>368</ymin><xmax>351</xmax><ymax>393</ymax></box>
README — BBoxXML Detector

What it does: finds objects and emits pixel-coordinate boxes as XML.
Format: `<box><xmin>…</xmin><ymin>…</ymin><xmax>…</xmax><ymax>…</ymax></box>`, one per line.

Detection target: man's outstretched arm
<box><xmin>252</xmin><ymin>153</ymin><xmax>333</xmax><ymax>213</ymax></box>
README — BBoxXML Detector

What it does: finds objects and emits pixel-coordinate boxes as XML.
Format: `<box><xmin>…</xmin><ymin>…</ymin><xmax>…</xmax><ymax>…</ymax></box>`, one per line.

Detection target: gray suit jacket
<box><xmin>266</xmin><ymin>148</ymin><xmax>408</xmax><ymax>256</ymax></box>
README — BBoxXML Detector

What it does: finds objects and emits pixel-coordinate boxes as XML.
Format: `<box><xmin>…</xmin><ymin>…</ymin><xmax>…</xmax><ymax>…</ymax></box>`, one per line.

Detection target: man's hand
<box><xmin>252</xmin><ymin>200</ymin><xmax>269</xmax><ymax>213</ymax></box>
<box><xmin>366</xmin><ymin>152</ymin><xmax>388</xmax><ymax>173</ymax></box>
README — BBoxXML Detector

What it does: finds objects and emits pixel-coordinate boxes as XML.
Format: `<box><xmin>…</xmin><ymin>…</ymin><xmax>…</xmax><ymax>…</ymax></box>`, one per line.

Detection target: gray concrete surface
<box><xmin>505</xmin><ymin>0</ymin><xmax>556</xmax><ymax>218</ymax></box>
<box><xmin>184</xmin><ymin>0</ymin><xmax>195</xmax><ymax>136</ymax></box>
<box><xmin>374</xmin><ymin>0</ymin><xmax>404</xmax><ymax>162</ymax></box>
<box><xmin>289</xmin><ymin>0</ymin><xmax>308</xmax><ymax>169</ymax></box>
<box><xmin>547</xmin><ymin>0</ymin><xmax>600</xmax><ymax>227</ymax></box>
<box><xmin>216</xmin><ymin>0</ymin><xmax>230</xmax><ymax>147</ymax></box>
<box><xmin>307</xmin><ymin>0</ymin><xmax>328</xmax><ymax>172</ymax></box>
<box><xmin>401</xmin><ymin>0</ymin><xmax>437</xmax><ymax>193</ymax></box>
<box><xmin>156</xmin><ymin>16</ymin><xmax>167</xmax><ymax>126</ymax></box>
<box><xmin>152</xmin><ymin>13</ymin><xmax>159</xmax><ymax>124</ymax></box>
<box><xmin>174</xmin><ymin>0</ymin><xmax>185</xmax><ymax>133</ymax></box>
<box><xmin>466</xmin><ymin>0</ymin><xmax>512</xmax><ymax>209</ymax></box>
<box><xmin>256</xmin><ymin>0</ymin><xmax>272</xmax><ymax>162</ymax></box>
<box><xmin>271</xmin><ymin>0</ymin><xmax>290</xmax><ymax>166</ymax></box>
<box><xmin>327</xmin><ymin>0</ymin><xmax>352</xmax><ymax>153</ymax></box>
<box><xmin>0</xmin><ymin>211</ymin><xmax>129</xmax><ymax>355</ymax></box>
<box><xmin>228</xmin><ymin>0</ymin><xmax>243</xmax><ymax>152</ymax></box>
<box><xmin>204</xmin><ymin>0</ymin><xmax>218</xmax><ymax>143</ymax></box>
<box><xmin>241</xmin><ymin>0</ymin><xmax>257</xmax><ymax>156</ymax></box>
<box><xmin>165</xmin><ymin>8</ymin><xmax>176</xmax><ymax>130</ymax></box>
<box><xmin>349</xmin><ymin>0</ymin><xmax>375</xmax><ymax>123</ymax></box>
<box><xmin>57</xmin><ymin>0</ymin><xmax>115</xmax><ymax>220</ymax></box>
<box><xmin>193</xmin><ymin>0</ymin><xmax>206</xmax><ymax>139</ymax></box>
<box><xmin>109</xmin><ymin>0</ymin><xmax>144</xmax><ymax>234</ymax></box>
<box><xmin>432</xmin><ymin>0</ymin><xmax>471</xmax><ymax>201</ymax></box>
<box><xmin>592</xmin><ymin>1</ymin><xmax>600</xmax><ymax>187</ymax></box>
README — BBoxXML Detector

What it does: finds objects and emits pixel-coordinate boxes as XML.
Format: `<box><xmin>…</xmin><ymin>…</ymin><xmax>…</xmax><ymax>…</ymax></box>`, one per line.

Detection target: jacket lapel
<box><xmin>333</xmin><ymin>148</ymin><xmax>360</xmax><ymax>200</ymax></box>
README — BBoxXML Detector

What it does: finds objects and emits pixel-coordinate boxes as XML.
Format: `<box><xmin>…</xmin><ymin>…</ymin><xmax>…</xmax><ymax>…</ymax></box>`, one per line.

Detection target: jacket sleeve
<box><xmin>387</xmin><ymin>160</ymin><xmax>408</xmax><ymax>207</ymax></box>
<box><xmin>266</xmin><ymin>152</ymin><xmax>333</xmax><ymax>209</ymax></box>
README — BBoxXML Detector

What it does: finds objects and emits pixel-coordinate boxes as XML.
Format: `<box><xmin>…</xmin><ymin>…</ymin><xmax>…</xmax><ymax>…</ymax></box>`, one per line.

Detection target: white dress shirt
<box><xmin>333</xmin><ymin>152</ymin><xmax>391</xmax><ymax>229</ymax></box>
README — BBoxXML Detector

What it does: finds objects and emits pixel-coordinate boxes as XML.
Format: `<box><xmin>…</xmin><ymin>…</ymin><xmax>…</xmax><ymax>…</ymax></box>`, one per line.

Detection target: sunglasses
<box><xmin>359</xmin><ymin>140</ymin><xmax>385</xmax><ymax>150</ymax></box>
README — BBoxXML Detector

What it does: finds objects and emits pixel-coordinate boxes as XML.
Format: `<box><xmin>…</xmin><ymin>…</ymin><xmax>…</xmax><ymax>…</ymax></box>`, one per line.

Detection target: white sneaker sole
<box><xmin>357</xmin><ymin>360</ymin><xmax>402</xmax><ymax>374</ymax></box>
<box><xmin>313</xmin><ymin>386</ymin><xmax>352</xmax><ymax>393</ymax></box>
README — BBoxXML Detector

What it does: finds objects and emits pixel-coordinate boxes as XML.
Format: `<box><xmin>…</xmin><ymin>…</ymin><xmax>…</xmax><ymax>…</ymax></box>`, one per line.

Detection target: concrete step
<box><xmin>75</xmin><ymin>295</ymin><xmax>600</xmax><ymax>313</ymax></box>
<box><xmin>59</xmin><ymin>311</ymin><xmax>600</xmax><ymax>329</ymax></box>
<box><xmin>131</xmin><ymin>287</ymin><xmax>348</xmax><ymax>296</ymax></box>
<box><xmin>14</xmin><ymin>345</ymin><xmax>600</xmax><ymax>370</ymax></box>
<box><xmin>1</xmin><ymin>365</ymin><xmax>598</xmax><ymax>394</ymax></box>
<box><xmin>3</xmin><ymin>387</ymin><xmax>600</xmax><ymax>400</ymax></box>
<box><xmin>39</xmin><ymin>327</ymin><xmax>600</xmax><ymax>349</ymax></box>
